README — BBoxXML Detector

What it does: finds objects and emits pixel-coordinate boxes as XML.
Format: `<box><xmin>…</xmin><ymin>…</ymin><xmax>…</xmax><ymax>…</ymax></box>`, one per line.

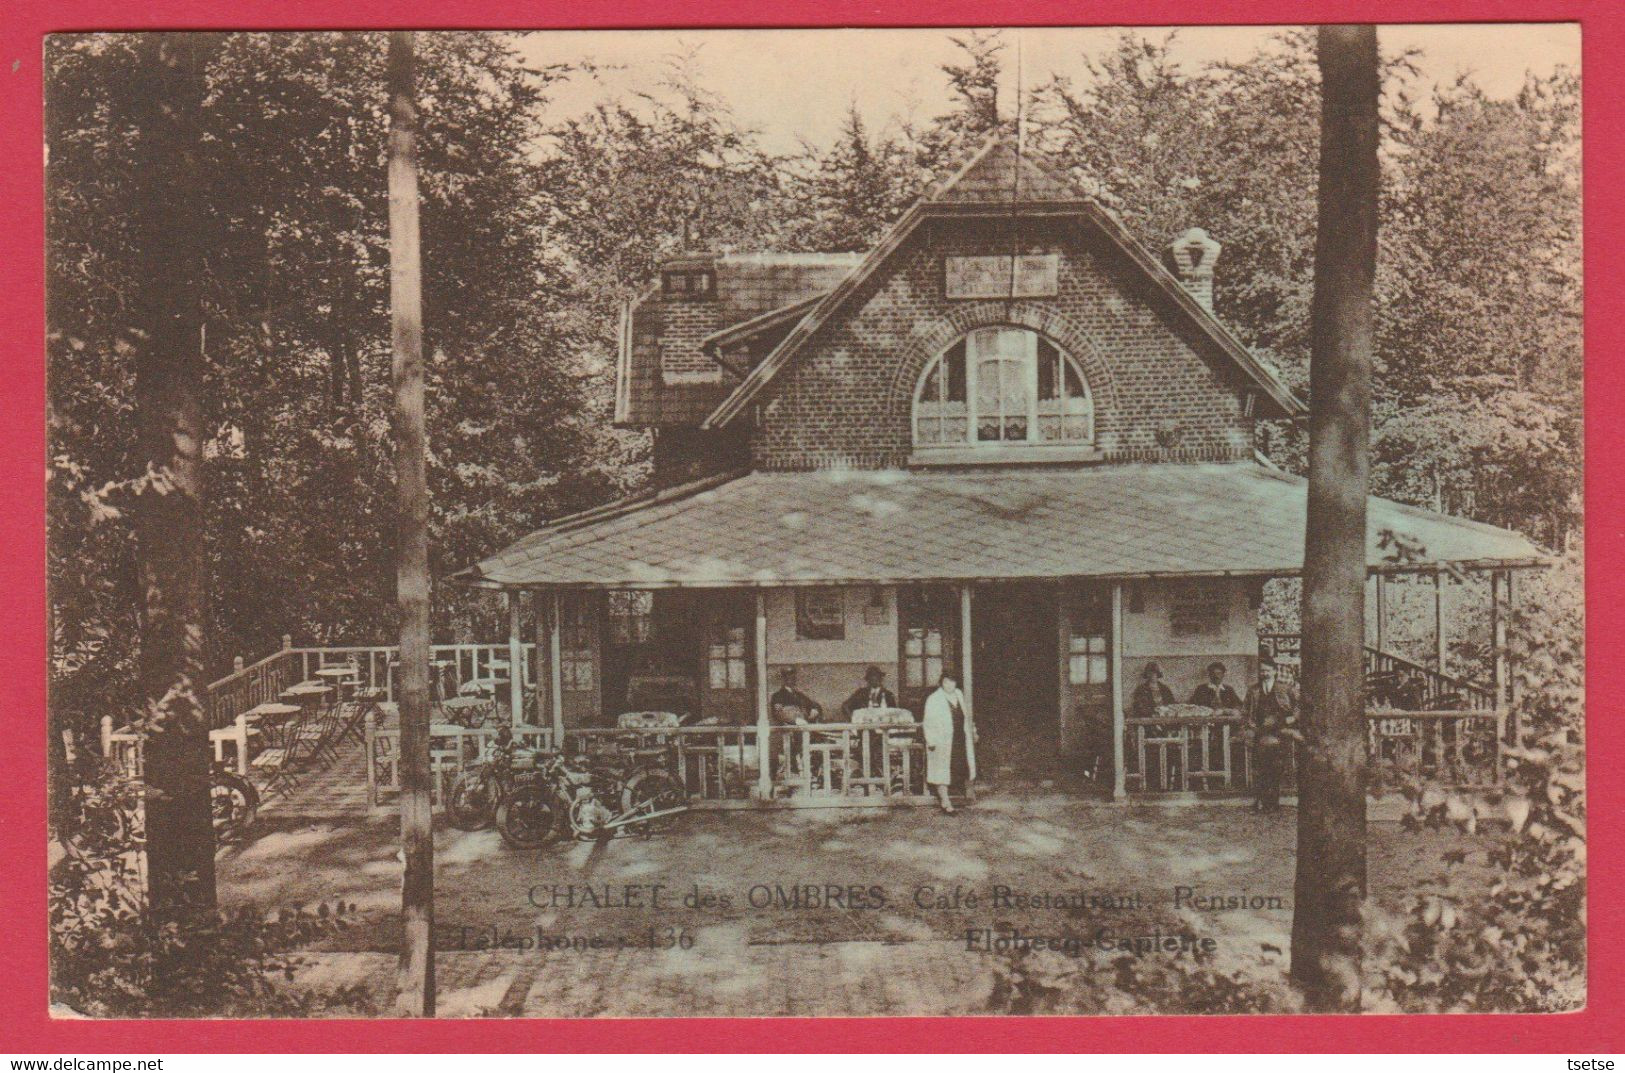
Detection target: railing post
<box><xmin>235</xmin><ymin>712</ymin><xmax>250</xmax><ymax>775</ymax></box>
<box><xmin>233</xmin><ymin>654</ymin><xmax>244</xmax><ymax>673</ymax></box>
<box><xmin>100</xmin><ymin>714</ymin><xmax>112</xmax><ymax>758</ymax></box>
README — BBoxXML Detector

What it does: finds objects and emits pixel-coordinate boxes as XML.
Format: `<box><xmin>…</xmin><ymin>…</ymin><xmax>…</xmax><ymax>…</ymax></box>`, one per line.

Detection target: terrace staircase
<box><xmin>1258</xmin><ymin>634</ymin><xmax>1499</xmax><ymax>712</ymax></box>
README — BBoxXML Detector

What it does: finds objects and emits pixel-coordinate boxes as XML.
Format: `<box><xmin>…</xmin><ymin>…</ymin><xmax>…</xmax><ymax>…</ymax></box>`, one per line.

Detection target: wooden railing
<box><xmin>364</xmin><ymin>715</ymin><xmax>556</xmax><ymax>809</ymax></box>
<box><xmin>1258</xmin><ymin>633</ymin><xmax>1496</xmax><ymax>711</ymax></box>
<box><xmin>1367</xmin><ymin>710</ymin><xmax>1502</xmax><ymax>791</ymax></box>
<box><xmin>1125</xmin><ymin>713</ymin><xmax>1253</xmax><ymax>794</ymax></box>
<box><xmin>1125</xmin><ymin>708</ymin><xmax>1502</xmax><ymax>796</ymax></box>
<box><xmin>104</xmin><ymin>639</ymin><xmax>535</xmax><ymax>775</ymax></box>
<box><xmin>288</xmin><ymin>643</ymin><xmax>536</xmax><ymax>706</ymax></box>
<box><xmin>200</xmin><ymin>641</ymin><xmax>535</xmax><ymax>732</ymax></box>
<box><xmin>768</xmin><ymin>724</ymin><xmax>929</xmax><ymax>802</ymax></box>
<box><xmin>362</xmin><ymin>720</ymin><xmax>928</xmax><ymax>811</ymax></box>
<box><xmin>1363</xmin><ymin>647</ymin><xmax>1497</xmax><ymax>711</ymax></box>
<box><xmin>206</xmin><ymin>647</ymin><xmax>302</xmax><ymax>730</ymax></box>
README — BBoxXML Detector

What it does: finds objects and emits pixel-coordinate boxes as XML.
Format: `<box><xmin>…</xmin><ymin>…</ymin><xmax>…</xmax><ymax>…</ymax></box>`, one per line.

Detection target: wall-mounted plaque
<box><xmin>944</xmin><ymin>253</ymin><xmax>1059</xmax><ymax>299</ymax></box>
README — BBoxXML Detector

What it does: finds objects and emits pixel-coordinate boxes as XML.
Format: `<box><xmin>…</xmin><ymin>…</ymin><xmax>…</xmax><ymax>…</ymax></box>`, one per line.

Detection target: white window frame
<box><xmin>913</xmin><ymin>328</ymin><xmax>1094</xmax><ymax>450</ymax></box>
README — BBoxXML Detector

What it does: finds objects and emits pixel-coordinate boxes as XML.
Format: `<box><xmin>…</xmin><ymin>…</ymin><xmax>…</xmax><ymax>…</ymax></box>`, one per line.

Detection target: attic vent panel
<box><xmin>663</xmin><ymin>269</ymin><xmax>715</xmax><ymax>297</ymax></box>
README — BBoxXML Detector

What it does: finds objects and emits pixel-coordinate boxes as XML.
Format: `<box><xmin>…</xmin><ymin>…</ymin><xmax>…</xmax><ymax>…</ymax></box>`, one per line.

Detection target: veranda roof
<box><xmin>454</xmin><ymin>463</ymin><xmax>1546</xmax><ymax>590</ymax></box>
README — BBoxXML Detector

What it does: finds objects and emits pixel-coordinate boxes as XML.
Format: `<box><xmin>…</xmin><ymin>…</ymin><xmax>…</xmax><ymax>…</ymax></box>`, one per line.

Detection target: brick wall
<box><xmin>752</xmin><ymin>218</ymin><xmax>1256</xmax><ymax>470</ymax></box>
<box><xmin>658</xmin><ymin>292</ymin><xmax>725</xmax><ymax>384</ymax></box>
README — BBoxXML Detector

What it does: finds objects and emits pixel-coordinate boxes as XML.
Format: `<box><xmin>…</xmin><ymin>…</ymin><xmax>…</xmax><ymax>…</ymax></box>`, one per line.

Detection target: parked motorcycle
<box><xmin>495</xmin><ymin>746</ymin><xmax>687</xmax><ymax>848</ymax></box>
<box><xmin>494</xmin><ymin>752</ymin><xmax>569</xmax><ymax>849</ymax></box>
<box><xmin>210</xmin><ymin>764</ymin><xmax>260</xmax><ymax>841</ymax></box>
<box><xmin>446</xmin><ymin>726</ymin><xmax>520</xmax><ymax>831</ymax></box>
<box><xmin>565</xmin><ymin>750</ymin><xmax>687</xmax><ymax>840</ymax></box>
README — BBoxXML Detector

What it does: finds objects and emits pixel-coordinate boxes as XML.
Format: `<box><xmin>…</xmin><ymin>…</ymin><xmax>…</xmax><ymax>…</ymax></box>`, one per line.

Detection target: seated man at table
<box><xmin>841</xmin><ymin>666</ymin><xmax>898</xmax><ymax>718</ymax></box>
<box><xmin>1188</xmin><ymin>661</ymin><xmax>1244</xmax><ymax>710</ymax></box>
<box><xmin>769</xmin><ymin>668</ymin><xmax>821</xmax><ymax>776</ymax></box>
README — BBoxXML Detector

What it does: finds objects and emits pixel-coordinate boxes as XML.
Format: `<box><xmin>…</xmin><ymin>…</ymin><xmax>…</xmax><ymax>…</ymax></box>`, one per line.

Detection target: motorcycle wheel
<box><xmin>621</xmin><ymin>770</ymin><xmax>686</xmax><ymax>835</ymax></box>
<box><xmin>210</xmin><ymin>771</ymin><xmax>259</xmax><ymax>841</ymax></box>
<box><xmin>447</xmin><ymin>768</ymin><xmax>499</xmax><ymax>831</ymax></box>
<box><xmin>495</xmin><ymin>784</ymin><xmax>561</xmax><ymax>850</ymax></box>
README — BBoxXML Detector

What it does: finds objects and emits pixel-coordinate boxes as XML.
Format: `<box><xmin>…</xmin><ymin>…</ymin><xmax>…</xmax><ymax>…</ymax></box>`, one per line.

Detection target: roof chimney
<box><xmin>1166</xmin><ymin>227</ymin><xmax>1222</xmax><ymax>312</ymax></box>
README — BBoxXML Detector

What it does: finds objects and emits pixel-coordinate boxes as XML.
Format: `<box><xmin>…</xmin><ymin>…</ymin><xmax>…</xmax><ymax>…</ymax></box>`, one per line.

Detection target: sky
<box><xmin>516</xmin><ymin>24</ymin><xmax>1580</xmax><ymax>156</ymax></box>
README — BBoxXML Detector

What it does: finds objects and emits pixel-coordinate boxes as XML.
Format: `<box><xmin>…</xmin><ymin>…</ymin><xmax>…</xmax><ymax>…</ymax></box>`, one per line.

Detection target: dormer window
<box><xmin>663</xmin><ymin>269</ymin><xmax>714</xmax><ymax>297</ymax></box>
<box><xmin>913</xmin><ymin>328</ymin><xmax>1093</xmax><ymax>449</ymax></box>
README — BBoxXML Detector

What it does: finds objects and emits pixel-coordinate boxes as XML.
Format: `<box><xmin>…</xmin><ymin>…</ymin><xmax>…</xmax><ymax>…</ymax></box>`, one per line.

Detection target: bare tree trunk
<box><xmin>388</xmin><ymin>29</ymin><xmax>435</xmax><ymax>1018</ymax></box>
<box><xmin>1290</xmin><ymin>24</ymin><xmax>1380</xmax><ymax>1012</ymax></box>
<box><xmin>128</xmin><ymin>32</ymin><xmax>217</xmax><ymax>921</ymax></box>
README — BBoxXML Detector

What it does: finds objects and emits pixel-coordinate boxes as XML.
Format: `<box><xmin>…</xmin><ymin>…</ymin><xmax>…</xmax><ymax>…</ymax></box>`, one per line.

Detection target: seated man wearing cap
<box><xmin>770</xmin><ymin>668</ymin><xmax>821</xmax><ymax>777</ymax></box>
<box><xmin>841</xmin><ymin>666</ymin><xmax>898</xmax><ymax>718</ymax></box>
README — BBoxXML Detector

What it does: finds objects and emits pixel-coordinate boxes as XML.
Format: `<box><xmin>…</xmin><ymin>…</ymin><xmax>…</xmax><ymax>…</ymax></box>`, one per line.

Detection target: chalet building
<box><xmin>453</xmin><ymin>133</ymin><xmax>1544</xmax><ymax>802</ymax></box>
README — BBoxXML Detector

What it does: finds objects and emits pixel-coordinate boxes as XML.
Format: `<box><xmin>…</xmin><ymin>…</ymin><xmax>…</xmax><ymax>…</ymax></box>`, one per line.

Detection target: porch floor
<box><xmin>220</xmin><ymin>738</ymin><xmax>1496</xmax><ymax>1017</ymax></box>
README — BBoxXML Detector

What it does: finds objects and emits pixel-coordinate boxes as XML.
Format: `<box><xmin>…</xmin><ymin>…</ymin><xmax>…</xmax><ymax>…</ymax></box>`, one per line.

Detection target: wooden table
<box><xmin>438</xmin><ymin>695</ymin><xmax>494</xmax><ymax>728</ymax></box>
<box><xmin>314</xmin><ymin>665</ymin><xmax>359</xmax><ymax>701</ymax></box>
<box><xmin>243</xmin><ymin>701</ymin><xmax>303</xmax><ymax>750</ymax></box>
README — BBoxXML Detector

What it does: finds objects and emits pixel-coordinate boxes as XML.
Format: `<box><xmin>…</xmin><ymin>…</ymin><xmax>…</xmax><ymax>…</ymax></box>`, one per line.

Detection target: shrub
<box><xmin>49</xmin><ymin>763</ymin><xmax>372</xmax><ymax>1018</ymax></box>
<box><xmin>986</xmin><ymin>551</ymin><xmax>1584</xmax><ymax>1014</ymax></box>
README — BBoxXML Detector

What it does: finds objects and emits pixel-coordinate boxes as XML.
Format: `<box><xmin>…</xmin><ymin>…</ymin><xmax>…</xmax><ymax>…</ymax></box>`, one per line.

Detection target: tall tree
<box><xmin>783</xmin><ymin>105</ymin><xmax>916</xmax><ymax>252</ymax></box>
<box><xmin>1291</xmin><ymin>24</ymin><xmax>1380</xmax><ymax>1012</ymax></box>
<box><xmin>123</xmin><ymin>32</ymin><xmax>217</xmax><ymax>921</ymax></box>
<box><xmin>387</xmin><ymin>29</ymin><xmax>434</xmax><ymax>1018</ymax></box>
<box><xmin>908</xmin><ymin>31</ymin><xmax>1007</xmax><ymax>181</ymax></box>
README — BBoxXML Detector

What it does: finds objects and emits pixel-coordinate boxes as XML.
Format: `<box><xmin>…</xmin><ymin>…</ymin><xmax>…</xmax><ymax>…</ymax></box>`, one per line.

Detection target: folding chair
<box><xmin>341</xmin><ymin>682</ymin><xmax>387</xmax><ymax>746</ymax></box>
<box><xmin>250</xmin><ymin>704</ymin><xmax>305</xmax><ymax>799</ymax></box>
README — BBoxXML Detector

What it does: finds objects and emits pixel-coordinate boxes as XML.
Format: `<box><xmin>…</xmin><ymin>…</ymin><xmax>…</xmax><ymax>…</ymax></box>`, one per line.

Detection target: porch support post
<box><xmin>1505</xmin><ymin>572</ymin><xmax>1518</xmax><ymax>707</ymax></box>
<box><xmin>1504</xmin><ymin>571</ymin><xmax>1519</xmax><ymax>745</ymax></box>
<box><xmin>1109</xmin><ymin>582</ymin><xmax>1126</xmax><ymax>801</ymax></box>
<box><xmin>754</xmin><ymin>589</ymin><xmax>772</xmax><ymax>800</ymax></box>
<box><xmin>532</xmin><ymin>593</ymin><xmax>549</xmax><ymax>730</ymax></box>
<box><xmin>548</xmin><ymin>591</ymin><xmax>564</xmax><ymax>745</ymax></box>
<box><xmin>1433</xmin><ymin>568</ymin><xmax>1446</xmax><ymax>674</ymax></box>
<box><xmin>506</xmin><ymin>589</ymin><xmax>524</xmax><ymax>725</ymax></box>
<box><xmin>1491</xmin><ymin>570</ymin><xmax>1508</xmax><ymax>708</ymax></box>
<box><xmin>959</xmin><ymin>585</ymin><xmax>974</xmax><ymax>712</ymax></box>
<box><xmin>1374</xmin><ymin>572</ymin><xmax>1386</xmax><ymax>654</ymax></box>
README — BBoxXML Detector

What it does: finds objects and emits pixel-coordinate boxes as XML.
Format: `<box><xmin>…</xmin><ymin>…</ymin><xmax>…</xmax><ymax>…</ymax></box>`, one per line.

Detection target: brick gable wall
<box><xmin>751</xmin><ymin>218</ymin><xmax>1257</xmax><ymax>471</ymax></box>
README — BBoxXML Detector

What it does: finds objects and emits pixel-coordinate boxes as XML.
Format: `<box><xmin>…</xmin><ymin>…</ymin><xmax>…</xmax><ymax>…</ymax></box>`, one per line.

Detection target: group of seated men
<box><xmin>768</xmin><ymin>665</ymin><xmax>903</xmax><ymax>777</ymax></box>
<box><xmin>769</xmin><ymin>665</ymin><xmax>899</xmax><ymax>725</ymax></box>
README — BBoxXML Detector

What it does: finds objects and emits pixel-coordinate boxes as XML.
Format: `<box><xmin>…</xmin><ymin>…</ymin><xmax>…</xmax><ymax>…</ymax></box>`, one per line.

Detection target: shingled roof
<box><xmin>701</xmin><ymin>133</ymin><xmax>1306</xmax><ymax>428</ymax></box>
<box><xmin>455</xmin><ymin>463</ymin><xmax>1545</xmax><ymax>590</ymax></box>
<box><xmin>615</xmin><ymin>252</ymin><xmax>861</xmax><ymax>426</ymax></box>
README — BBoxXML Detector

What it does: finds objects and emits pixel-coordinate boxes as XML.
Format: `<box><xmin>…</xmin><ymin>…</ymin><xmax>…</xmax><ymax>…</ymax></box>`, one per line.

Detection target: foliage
<box><xmin>780</xmin><ymin>106</ymin><xmax>919</xmax><ymax>253</ymax></box>
<box><xmin>906</xmin><ymin>31</ymin><xmax>1009</xmax><ymax>183</ymax></box>
<box><xmin>988</xmin><ymin>551</ymin><xmax>1585</xmax><ymax>1014</ymax></box>
<box><xmin>1032</xmin><ymin>32</ymin><xmax>1581</xmax><ymax>543</ymax></box>
<box><xmin>49</xmin><ymin>762</ymin><xmax>370</xmax><ymax>1017</ymax></box>
<box><xmin>991</xmin><ymin>944</ymin><xmax>1299</xmax><ymax>1016</ymax></box>
<box><xmin>47</xmin><ymin>33</ymin><xmax>628</xmax><ymax>734</ymax></box>
<box><xmin>1361</xmin><ymin>552</ymin><xmax>1584</xmax><ymax>1011</ymax></box>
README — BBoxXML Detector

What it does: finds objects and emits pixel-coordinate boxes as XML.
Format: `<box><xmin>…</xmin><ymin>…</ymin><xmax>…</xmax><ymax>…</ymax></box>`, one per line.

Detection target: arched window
<box><xmin>913</xmin><ymin>328</ymin><xmax>1093</xmax><ymax>448</ymax></box>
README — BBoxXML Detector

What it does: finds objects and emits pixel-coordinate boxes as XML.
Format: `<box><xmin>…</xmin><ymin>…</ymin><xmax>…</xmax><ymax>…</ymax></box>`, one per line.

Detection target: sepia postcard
<box><xmin>41</xmin><ymin>22</ymin><xmax>1585</xmax><ymax>1025</ymax></box>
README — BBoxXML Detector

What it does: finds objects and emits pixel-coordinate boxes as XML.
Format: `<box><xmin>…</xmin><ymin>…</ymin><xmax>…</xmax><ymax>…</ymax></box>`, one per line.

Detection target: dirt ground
<box><xmin>218</xmin><ymin>788</ymin><xmax>1498</xmax><ymax>1016</ymax></box>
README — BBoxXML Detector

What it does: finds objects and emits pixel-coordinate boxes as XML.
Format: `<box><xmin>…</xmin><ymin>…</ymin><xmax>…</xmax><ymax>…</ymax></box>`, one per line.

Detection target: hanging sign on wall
<box><xmin>944</xmin><ymin>253</ymin><xmax>1059</xmax><ymax>299</ymax></box>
